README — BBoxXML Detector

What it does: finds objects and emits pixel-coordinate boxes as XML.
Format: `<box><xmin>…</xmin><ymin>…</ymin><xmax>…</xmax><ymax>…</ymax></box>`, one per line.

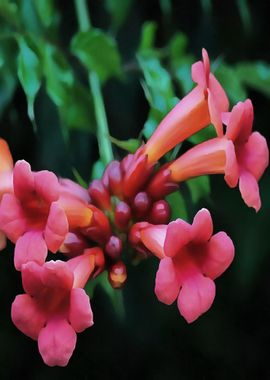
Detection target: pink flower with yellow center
<box><xmin>138</xmin><ymin>209</ymin><xmax>234</xmax><ymax>323</ymax></box>
<box><xmin>11</xmin><ymin>249</ymin><xmax>98</xmax><ymax>366</ymax></box>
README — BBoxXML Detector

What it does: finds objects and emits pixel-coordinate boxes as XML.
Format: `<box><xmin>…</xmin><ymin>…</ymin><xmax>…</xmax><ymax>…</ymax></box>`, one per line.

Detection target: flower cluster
<box><xmin>0</xmin><ymin>49</ymin><xmax>268</xmax><ymax>366</ymax></box>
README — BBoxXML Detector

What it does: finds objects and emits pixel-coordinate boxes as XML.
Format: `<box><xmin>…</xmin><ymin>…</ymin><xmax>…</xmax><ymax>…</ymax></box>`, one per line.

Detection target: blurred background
<box><xmin>0</xmin><ymin>0</ymin><xmax>270</xmax><ymax>379</ymax></box>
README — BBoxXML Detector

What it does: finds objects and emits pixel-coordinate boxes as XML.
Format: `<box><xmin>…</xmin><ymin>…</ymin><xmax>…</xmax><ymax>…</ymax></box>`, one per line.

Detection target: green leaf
<box><xmin>166</xmin><ymin>191</ymin><xmax>188</xmax><ymax>220</ymax></box>
<box><xmin>0</xmin><ymin>0</ymin><xmax>19</xmax><ymax>27</ymax></box>
<box><xmin>17</xmin><ymin>36</ymin><xmax>41</xmax><ymax>122</ymax></box>
<box><xmin>189</xmin><ymin>124</ymin><xmax>216</xmax><ymax>144</ymax></box>
<box><xmin>43</xmin><ymin>43</ymin><xmax>74</xmax><ymax>107</ymax></box>
<box><xmin>71</xmin><ymin>29</ymin><xmax>122</xmax><ymax>83</ymax></box>
<box><xmin>215</xmin><ymin>63</ymin><xmax>247</xmax><ymax>103</ymax></box>
<box><xmin>85</xmin><ymin>272</ymin><xmax>125</xmax><ymax>320</ymax></box>
<box><xmin>33</xmin><ymin>0</ymin><xmax>56</xmax><ymax>27</ymax></box>
<box><xmin>186</xmin><ymin>176</ymin><xmax>211</xmax><ymax>203</ymax></box>
<box><xmin>110</xmin><ymin>136</ymin><xmax>141</xmax><ymax>153</ymax></box>
<box><xmin>91</xmin><ymin>160</ymin><xmax>106</xmax><ymax>180</ymax></box>
<box><xmin>105</xmin><ymin>0</ymin><xmax>133</xmax><ymax>32</ymax></box>
<box><xmin>138</xmin><ymin>21</ymin><xmax>157</xmax><ymax>53</ymax></box>
<box><xmin>236</xmin><ymin>61</ymin><xmax>270</xmax><ymax>97</ymax></box>
<box><xmin>169</xmin><ymin>33</ymin><xmax>188</xmax><ymax>61</ymax></box>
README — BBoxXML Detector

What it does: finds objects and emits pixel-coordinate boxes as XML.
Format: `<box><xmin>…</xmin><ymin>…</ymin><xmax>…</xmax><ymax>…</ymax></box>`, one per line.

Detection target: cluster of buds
<box><xmin>0</xmin><ymin>49</ymin><xmax>268</xmax><ymax>366</ymax></box>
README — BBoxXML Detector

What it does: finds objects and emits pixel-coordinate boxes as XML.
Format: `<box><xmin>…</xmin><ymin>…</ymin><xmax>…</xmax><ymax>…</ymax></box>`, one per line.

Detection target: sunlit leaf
<box><xmin>110</xmin><ymin>136</ymin><xmax>141</xmax><ymax>153</ymax></box>
<box><xmin>236</xmin><ymin>61</ymin><xmax>270</xmax><ymax>97</ymax></box>
<box><xmin>138</xmin><ymin>21</ymin><xmax>157</xmax><ymax>53</ymax></box>
<box><xmin>186</xmin><ymin>176</ymin><xmax>211</xmax><ymax>203</ymax></box>
<box><xmin>71</xmin><ymin>29</ymin><xmax>122</xmax><ymax>83</ymax></box>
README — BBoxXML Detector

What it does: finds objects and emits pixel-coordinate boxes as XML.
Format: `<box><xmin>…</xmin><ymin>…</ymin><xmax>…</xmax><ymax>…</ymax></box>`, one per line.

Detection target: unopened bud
<box><xmin>133</xmin><ymin>191</ymin><xmax>151</xmax><ymax>218</ymax></box>
<box><xmin>108</xmin><ymin>161</ymin><xmax>123</xmax><ymax>197</ymax></box>
<box><xmin>105</xmin><ymin>235</ymin><xmax>122</xmax><ymax>260</ymax></box>
<box><xmin>149</xmin><ymin>200</ymin><xmax>171</xmax><ymax>224</ymax></box>
<box><xmin>108</xmin><ymin>262</ymin><xmax>127</xmax><ymax>289</ymax></box>
<box><xmin>114</xmin><ymin>201</ymin><xmax>132</xmax><ymax>230</ymax></box>
<box><xmin>88</xmin><ymin>179</ymin><xmax>111</xmax><ymax>210</ymax></box>
<box><xmin>60</xmin><ymin>232</ymin><xmax>88</xmax><ymax>257</ymax></box>
<box><xmin>129</xmin><ymin>222</ymin><xmax>152</xmax><ymax>258</ymax></box>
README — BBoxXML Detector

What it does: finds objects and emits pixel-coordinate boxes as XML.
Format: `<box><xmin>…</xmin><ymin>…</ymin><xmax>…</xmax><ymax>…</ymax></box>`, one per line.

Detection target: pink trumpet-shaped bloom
<box><xmin>0</xmin><ymin>160</ymin><xmax>68</xmax><ymax>269</ymax></box>
<box><xmin>222</xmin><ymin>99</ymin><xmax>269</xmax><ymax>211</ymax></box>
<box><xmin>11</xmin><ymin>249</ymin><xmax>97</xmax><ymax>366</ymax></box>
<box><xmin>141</xmin><ymin>48</ymin><xmax>229</xmax><ymax>163</ymax></box>
<box><xmin>140</xmin><ymin>209</ymin><xmax>234</xmax><ymax>323</ymax></box>
<box><xmin>0</xmin><ymin>139</ymin><xmax>14</xmax><ymax>249</ymax></box>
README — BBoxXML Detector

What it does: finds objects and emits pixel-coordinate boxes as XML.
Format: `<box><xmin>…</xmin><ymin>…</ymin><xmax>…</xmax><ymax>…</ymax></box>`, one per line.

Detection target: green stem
<box><xmin>74</xmin><ymin>0</ymin><xmax>114</xmax><ymax>166</ymax></box>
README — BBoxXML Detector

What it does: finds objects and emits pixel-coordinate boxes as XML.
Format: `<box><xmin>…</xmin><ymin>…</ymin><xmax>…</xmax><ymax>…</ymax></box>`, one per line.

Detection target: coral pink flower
<box><xmin>139</xmin><ymin>209</ymin><xmax>234</xmax><ymax>323</ymax></box>
<box><xmin>11</xmin><ymin>249</ymin><xmax>97</xmax><ymax>366</ymax></box>
<box><xmin>0</xmin><ymin>160</ymin><xmax>68</xmax><ymax>269</ymax></box>
<box><xmin>162</xmin><ymin>99</ymin><xmax>268</xmax><ymax>211</ymax></box>
<box><xmin>222</xmin><ymin>99</ymin><xmax>269</xmax><ymax>211</ymax></box>
<box><xmin>141</xmin><ymin>48</ymin><xmax>228</xmax><ymax>164</ymax></box>
<box><xmin>0</xmin><ymin>139</ymin><xmax>14</xmax><ymax>250</ymax></box>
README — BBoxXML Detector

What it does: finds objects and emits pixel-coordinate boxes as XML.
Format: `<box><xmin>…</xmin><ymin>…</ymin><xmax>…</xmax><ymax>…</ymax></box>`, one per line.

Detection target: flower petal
<box><xmin>202</xmin><ymin>231</ymin><xmax>235</xmax><ymax>279</ymax></box>
<box><xmin>14</xmin><ymin>231</ymin><xmax>47</xmax><ymax>271</ymax></box>
<box><xmin>69</xmin><ymin>288</ymin><xmax>94</xmax><ymax>332</ymax></box>
<box><xmin>155</xmin><ymin>257</ymin><xmax>180</xmax><ymax>305</ymax></box>
<box><xmin>164</xmin><ymin>219</ymin><xmax>192</xmax><ymax>257</ymax></box>
<box><xmin>0</xmin><ymin>138</ymin><xmax>13</xmax><ymax>172</ymax></box>
<box><xmin>239</xmin><ymin>170</ymin><xmax>261</xmax><ymax>212</ymax></box>
<box><xmin>192</xmin><ymin>208</ymin><xmax>213</xmax><ymax>243</ymax></box>
<box><xmin>177</xmin><ymin>273</ymin><xmax>215</xmax><ymax>323</ymax></box>
<box><xmin>38</xmin><ymin>319</ymin><xmax>77</xmax><ymax>367</ymax></box>
<box><xmin>11</xmin><ymin>294</ymin><xmax>46</xmax><ymax>340</ymax></box>
<box><xmin>42</xmin><ymin>261</ymin><xmax>74</xmax><ymax>290</ymax></box>
<box><xmin>0</xmin><ymin>193</ymin><xmax>26</xmax><ymax>242</ymax></box>
<box><xmin>13</xmin><ymin>160</ymin><xmax>35</xmax><ymax>201</ymax></box>
<box><xmin>21</xmin><ymin>261</ymin><xmax>44</xmax><ymax>295</ymax></box>
<box><xmin>140</xmin><ymin>225</ymin><xmax>167</xmax><ymax>259</ymax></box>
<box><xmin>34</xmin><ymin>170</ymin><xmax>60</xmax><ymax>203</ymax></box>
<box><xmin>44</xmin><ymin>202</ymin><xmax>68</xmax><ymax>253</ymax></box>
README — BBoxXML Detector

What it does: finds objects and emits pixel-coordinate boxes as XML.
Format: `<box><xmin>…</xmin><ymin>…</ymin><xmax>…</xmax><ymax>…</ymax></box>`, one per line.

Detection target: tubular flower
<box><xmin>141</xmin><ymin>48</ymin><xmax>229</xmax><ymax>164</ymax></box>
<box><xmin>0</xmin><ymin>139</ymin><xmax>14</xmax><ymax>249</ymax></box>
<box><xmin>11</xmin><ymin>249</ymin><xmax>97</xmax><ymax>366</ymax></box>
<box><xmin>221</xmin><ymin>99</ymin><xmax>269</xmax><ymax>211</ymax></box>
<box><xmin>0</xmin><ymin>160</ymin><xmax>68</xmax><ymax>270</ymax></box>
<box><xmin>139</xmin><ymin>209</ymin><xmax>234</xmax><ymax>323</ymax></box>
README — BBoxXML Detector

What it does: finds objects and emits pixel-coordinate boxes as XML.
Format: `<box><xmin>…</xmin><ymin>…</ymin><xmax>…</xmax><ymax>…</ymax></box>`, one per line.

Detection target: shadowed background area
<box><xmin>0</xmin><ymin>0</ymin><xmax>270</xmax><ymax>379</ymax></box>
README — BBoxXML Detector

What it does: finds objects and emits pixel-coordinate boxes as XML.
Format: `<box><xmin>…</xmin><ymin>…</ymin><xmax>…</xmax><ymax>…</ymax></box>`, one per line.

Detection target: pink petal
<box><xmin>34</xmin><ymin>170</ymin><xmax>60</xmax><ymax>203</ymax></box>
<box><xmin>11</xmin><ymin>294</ymin><xmax>46</xmax><ymax>340</ymax></box>
<box><xmin>241</xmin><ymin>132</ymin><xmax>269</xmax><ymax>180</ymax></box>
<box><xmin>69</xmin><ymin>288</ymin><xmax>94</xmax><ymax>332</ymax></box>
<box><xmin>164</xmin><ymin>219</ymin><xmax>192</xmax><ymax>257</ymax></box>
<box><xmin>59</xmin><ymin>178</ymin><xmax>90</xmax><ymax>202</ymax></box>
<box><xmin>14</xmin><ymin>231</ymin><xmax>47</xmax><ymax>271</ymax></box>
<box><xmin>224</xmin><ymin>139</ymin><xmax>239</xmax><ymax>188</ymax></box>
<box><xmin>44</xmin><ymin>202</ymin><xmax>68</xmax><ymax>253</ymax></box>
<box><xmin>155</xmin><ymin>257</ymin><xmax>180</xmax><ymax>305</ymax></box>
<box><xmin>42</xmin><ymin>261</ymin><xmax>74</xmax><ymax>290</ymax></box>
<box><xmin>13</xmin><ymin>160</ymin><xmax>35</xmax><ymax>201</ymax></box>
<box><xmin>0</xmin><ymin>138</ymin><xmax>13</xmax><ymax>172</ymax></box>
<box><xmin>177</xmin><ymin>273</ymin><xmax>215</xmax><ymax>323</ymax></box>
<box><xmin>202</xmin><ymin>231</ymin><xmax>235</xmax><ymax>279</ymax></box>
<box><xmin>0</xmin><ymin>193</ymin><xmax>26</xmax><ymax>242</ymax></box>
<box><xmin>192</xmin><ymin>208</ymin><xmax>213</xmax><ymax>243</ymax></box>
<box><xmin>239</xmin><ymin>170</ymin><xmax>261</xmax><ymax>212</ymax></box>
<box><xmin>140</xmin><ymin>225</ymin><xmax>167</xmax><ymax>259</ymax></box>
<box><xmin>209</xmin><ymin>73</ymin><xmax>229</xmax><ymax>115</ymax></box>
<box><xmin>21</xmin><ymin>261</ymin><xmax>44</xmax><ymax>295</ymax></box>
<box><xmin>67</xmin><ymin>251</ymin><xmax>96</xmax><ymax>288</ymax></box>
<box><xmin>208</xmin><ymin>89</ymin><xmax>223</xmax><ymax>137</ymax></box>
<box><xmin>224</xmin><ymin>101</ymin><xmax>245</xmax><ymax>141</ymax></box>
<box><xmin>38</xmin><ymin>319</ymin><xmax>77</xmax><ymax>367</ymax></box>
<box><xmin>191</xmin><ymin>61</ymin><xmax>206</xmax><ymax>87</ymax></box>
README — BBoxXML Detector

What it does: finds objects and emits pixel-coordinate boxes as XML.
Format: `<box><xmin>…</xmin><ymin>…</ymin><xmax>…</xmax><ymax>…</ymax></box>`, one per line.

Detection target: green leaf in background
<box><xmin>85</xmin><ymin>272</ymin><xmax>125</xmax><ymax>320</ymax></box>
<box><xmin>72</xmin><ymin>167</ymin><xmax>88</xmax><ymax>188</ymax></box>
<box><xmin>0</xmin><ymin>40</ymin><xmax>17</xmax><ymax>117</ymax></box>
<box><xmin>188</xmin><ymin>124</ymin><xmax>216</xmax><ymax>144</ymax></box>
<box><xmin>215</xmin><ymin>63</ymin><xmax>247</xmax><ymax>103</ymax></box>
<box><xmin>42</xmin><ymin>42</ymin><xmax>74</xmax><ymax>107</ymax></box>
<box><xmin>138</xmin><ymin>21</ymin><xmax>157</xmax><ymax>53</ymax></box>
<box><xmin>105</xmin><ymin>0</ymin><xmax>133</xmax><ymax>32</ymax></box>
<box><xmin>17</xmin><ymin>36</ymin><xmax>41</xmax><ymax>123</ymax></box>
<box><xmin>91</xmin><ymin>159</ymin><xmax>106</xmax><ymax>180</ymax></box>
<box><xmin>33</xmin><ymin>0</ymin><xmax>56</xmax><ymax>28</ymax></box>
<box><xmin>166</xmin><ymin>190</ymin><xmax>188</xmax><ymax>220</ymax></box>
<box><xmin>236</xmin><ymin>61</ymin><xmax>270</xmax><ymax>97</ymax></box>
<box><xmin>0</xmin><ymin>0</ymin><xmax>19</xmax><ymax>27</ymax></box>
<box><xmin>186</xmin><ymin>176</ymin><xmax>211</xmax><ymax>203</ymax></box>
<box><xmin>110</xmin><ymin>136</ymin><xmax>141</xmax><ymax>153</ymax></box>
<box><xmin>71</xmin><ymin>29</ymin><xmax>122</xmax><ymax>83</ymax></box>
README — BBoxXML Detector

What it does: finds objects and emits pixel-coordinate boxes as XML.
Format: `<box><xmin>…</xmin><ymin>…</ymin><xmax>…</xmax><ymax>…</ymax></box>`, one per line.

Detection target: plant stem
<box><xmin>74</xmin><ymin>0</ymin><xmax>114</xmax><ymax>166</ymax></box>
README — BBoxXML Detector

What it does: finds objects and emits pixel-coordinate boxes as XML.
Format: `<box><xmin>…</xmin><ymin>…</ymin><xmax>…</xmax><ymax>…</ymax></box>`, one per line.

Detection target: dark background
<box><xmin>0</xmin><ymin>0</ymin><xmax>270</xmax><ymax>379</ymax></box>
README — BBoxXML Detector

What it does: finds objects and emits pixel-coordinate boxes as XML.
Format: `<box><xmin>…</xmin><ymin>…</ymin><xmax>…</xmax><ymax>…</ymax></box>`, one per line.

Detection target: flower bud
<box><xmin>146</xmin><ymin>166</ymin><xmax>179</xmax><ymax>200</ymax></box>
<box><xmin>88</xmin><ymin>179</ymin><xmax>111</xmax><ymax>210</ymax></box>
<box><xmin>60</xmin><ymin>232</ymin><xmax>88</xmax><ymax>257</ymax></box>
<box><xmin>149</xmin><ymin>200</ymin><xmax>171</xmax><ymax>224</ymax></box>
<box><xmin>108</xmin><ymin>161</ymin><xmax>123</xmax><ymax>197</ymax></box>
<box><xmin>133</xmin><ymin>191</ymin><xmax>151</xmax><ymax>218</ymax></box>
<box><xmin>114</xmin><ymin>201</ymin><xmax>132</xmax><ymax>230</ymax></box>
<box><xmin>105</xmin><ymin>235</ymin><xmax>122</xmax><ymax>261</ymax></box>
<box><xmin>128</xmin><ymin>222</ymin><xmax>152</xmax><ymax>257</ymax></box>
<box><xmin>108</xmin><ymin>261</ymin><xmax>127</xmax><ymax>289</ymax></box>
